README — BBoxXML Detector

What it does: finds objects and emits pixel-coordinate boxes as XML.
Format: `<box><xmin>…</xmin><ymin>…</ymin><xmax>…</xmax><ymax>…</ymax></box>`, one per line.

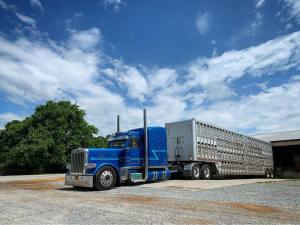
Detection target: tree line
<box><xmin>0</xmin><ymin>100</ymin><xmax>110</xmax><ymax>175</ymax></box>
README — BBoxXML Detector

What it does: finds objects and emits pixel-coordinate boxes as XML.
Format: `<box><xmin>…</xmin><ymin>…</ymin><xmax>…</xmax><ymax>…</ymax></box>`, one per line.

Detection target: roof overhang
<box><xmin>271</xmin><ymin>139</ymin><xmax>300</xmax><ymax>147</ymax></box>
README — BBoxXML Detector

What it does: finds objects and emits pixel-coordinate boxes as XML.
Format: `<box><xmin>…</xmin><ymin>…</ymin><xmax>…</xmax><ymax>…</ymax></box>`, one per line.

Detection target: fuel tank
<box><xmin>146</xmin><ymin>169</ymin><xmax>171</xmax><ymax>181</ymax></box>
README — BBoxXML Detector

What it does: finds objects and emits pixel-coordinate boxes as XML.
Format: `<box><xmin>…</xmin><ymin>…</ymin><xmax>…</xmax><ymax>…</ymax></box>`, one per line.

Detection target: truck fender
<box><xmin>93</xmin><ymin>163</ymin><xmax>121</xmax><ymax>181</ymax></box>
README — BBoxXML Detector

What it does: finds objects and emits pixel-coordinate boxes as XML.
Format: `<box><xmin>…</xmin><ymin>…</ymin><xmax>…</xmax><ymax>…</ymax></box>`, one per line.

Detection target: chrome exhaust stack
<box><xmin>117</xmin><ymin>115</ymin><xmax>121</xmax><ymax>132</ymax></box>
<box><xmin>143</xmin><ymin>109</ymin><xmax>148</xmax><ymax>181</ymax></box>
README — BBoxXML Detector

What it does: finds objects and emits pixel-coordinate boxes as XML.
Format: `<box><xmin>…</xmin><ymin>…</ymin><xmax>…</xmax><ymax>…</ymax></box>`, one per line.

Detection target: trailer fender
<box><xmin>182</xmin><ymin>163</ymin><xmax>201</xmax><ymax>179</ymax></box>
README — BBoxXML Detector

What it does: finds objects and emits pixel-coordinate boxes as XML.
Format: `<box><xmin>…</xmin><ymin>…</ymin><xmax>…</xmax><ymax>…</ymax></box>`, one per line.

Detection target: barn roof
<box><xmin>253</xmin><ymin>130</ymin><xmax>300</xmax><ymax>142</ymax></box>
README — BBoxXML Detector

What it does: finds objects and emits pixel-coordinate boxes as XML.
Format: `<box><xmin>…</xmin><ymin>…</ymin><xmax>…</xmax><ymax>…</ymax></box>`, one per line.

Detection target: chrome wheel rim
<box><xmin>100</xmin><ymin>171</ymin><xmax>113</xmax><ymax>187</ymax></box>
<box><xmin>204</xmin><ymin>168</ymin><xmax>210</xmax><ymax>178</ymax></box>
<box><xmin>193</xmin><ymin>167</ymin><xmax>200</xmax><ymax>178</ymax></box>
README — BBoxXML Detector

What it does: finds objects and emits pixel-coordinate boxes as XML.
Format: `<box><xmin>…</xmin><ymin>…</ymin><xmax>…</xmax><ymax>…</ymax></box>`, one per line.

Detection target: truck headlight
<box><xmin>66</xmin><ymin>164</ymin><xmax>71</xmax><ymax>170</ymax></box>
<box><xmin>85</xmin><ymin>163</ymin><xmax>96</xmax><ymax>169</ymax></box>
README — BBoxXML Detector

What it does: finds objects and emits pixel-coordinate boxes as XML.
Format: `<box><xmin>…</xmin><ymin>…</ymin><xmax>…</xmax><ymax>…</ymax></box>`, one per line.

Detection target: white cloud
<box><xmin>185</xmin><ymin>81</ymin><xmax>300</xmax><ymax>134</ymax></box>
<box><xmin>0</xmin><ymin>0</ymin><xmax>16</xmax><ymax>11</ymax></box>
<box><xmin>255</xmin><ymin>0</ymin><xmax>266</xmax><ymax>8</ymax></box>
<box><xmin>103</xmin><ymin>59</ymin><xmax>148</xmax><ymax>101</ymax></box>
<box><xmin>0</xmin><ymin>112</ymin><xmax>25</xmax><ymax>129</ymax></box>
<box><xmin>0</xmin><ymin>22</ymin><xmax>300</xmax><ymax>136</ymax></box>
<box><xmin>195</xmin><ymin>12</ymin><xmax>210</xmax><ymax>35</ymax></box>
<box><xmin>75</xmin><ymin>13</ymin><xmax>83</xmax><ymax>18</ymax></box>
<box><xmin>0</xmin><ymin>0</ymin><xmax>7</xmax><ymax>9</ymax></box>
<box><xmin>148</xmin><ymin>68</ymin><xmax>178</xmax><ymax>91</ymax></box>
<box><xmin>30</xmin><ymin>0</ymin><xmax>45</xmax><ymax>13</ymax></box>
<box><xmin>68</xmin><ymin>28</ymin><xmax>102</xmax><ymax>50</ymax></box>
<box><xmin>212</xmin><ymin>48</ymin><xmax>218</xmax><ymax>57</ymax></box>
<box><xmin>0</xmin><ymin>1</ymin><xmax>46</xmax><ymax>37</ymax></box>
<box><xmin>278</xmin><ymin>0</ymin><xmax>300</xmax><ymax>25</ymax></box>
<box><xmin>0</xmin><ymin>28</ymin><xmax>103</xmax><ymax>105</ymax></box>
<box><xmin>227</xmin><ymin>2</ymin><xmax>265</xmax><ymax>47</ymax></box>
<box><xmin>251</xmin><ymin>11</ymin><xmax>263</xmax><ymax>31</ymax></box>
<box><xmin>186</xmin><ymin>31</ymin><xmax>300</xmax><ymax>95</ymax></box>
<box><xmin>256</xmin><ymin>81</ymin><xmax>269</xmax><ymax>90</ymax></box>
<box><xmin>0</xmin><ymin>112</ymin><xmax>24</xmax><ymax>121</ymax></box>
<box><xmin>109</xmin><ymin>43</ymin><xmax>116</xmax><ymax>51</ymax></box>
<box><xmin>284</xmin><ymin>0</ymin><xmax>300</xmax><ymax>23</ymax></box>
<box><xmin>290</xmin><ymin>75</ymin><xmax>300</xmax><ymax>81</ymax></box>
<box><xmin>103</xmin><ymin>0</ymin><xmax>126</xmax><ymax>12</ymax></box>
<box><xmin>285</xmin><ymin>23</ymin><xmax>293</xmax><ymax>31</ymax></box>
<box><xmin>15</xmin><ymin>13</ymin><xmax>36</xmax><ymax>26</ymax></box>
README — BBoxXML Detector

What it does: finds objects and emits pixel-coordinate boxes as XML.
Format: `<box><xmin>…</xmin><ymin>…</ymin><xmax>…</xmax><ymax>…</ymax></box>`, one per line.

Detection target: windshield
<box><xmin>107</xmin><ymin>140</ymin><xmax>127</xmax><ymax>148</ymax></box>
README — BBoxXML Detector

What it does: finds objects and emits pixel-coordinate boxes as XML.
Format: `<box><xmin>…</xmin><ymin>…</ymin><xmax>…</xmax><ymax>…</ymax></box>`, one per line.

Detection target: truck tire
<box><xmin>265</xmin><ymin>169</ymin><xmax>270</xmax><ymax>178</ymax></box>
<box><xmin>269</xmin><ymin>169</ymin><xmax>274</xmax><ymax>178</ymax></box>
<box><xmin>201</xmin><ymin>164</ymin><xmax>211</xmax><ymax>180</ymax></box>
<box><xmin>190</xmin><ymin>164</ymin><xmax>201</xmax><ymax>180</ymax></box>
<box><xmin>95</xmin><ymin>166</ymin><xmax>116</xmax><ymax>190</ymax></box>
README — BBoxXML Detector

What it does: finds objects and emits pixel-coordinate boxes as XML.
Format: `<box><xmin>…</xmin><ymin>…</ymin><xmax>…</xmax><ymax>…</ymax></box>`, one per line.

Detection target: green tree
<box><xmin>0</xmin><ymin>100</ymin><xmax>99</xmax><ymax>175</ymax></box>
<box><xmin>89</xmin><ymin>135</ymin><xmax>109</xmax><ymax>149</ymax></box>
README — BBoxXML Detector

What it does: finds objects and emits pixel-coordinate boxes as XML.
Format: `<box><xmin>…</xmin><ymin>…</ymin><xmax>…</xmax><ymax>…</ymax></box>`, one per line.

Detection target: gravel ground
<box><xmin>0</xmin><ymin>176</ymin><xmax>299</xmax><ymax>224</ymax></box>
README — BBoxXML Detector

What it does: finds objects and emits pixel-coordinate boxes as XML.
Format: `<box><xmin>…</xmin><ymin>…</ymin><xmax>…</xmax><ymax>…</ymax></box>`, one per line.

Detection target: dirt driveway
<box><xmin>0</xmin><ymin>174</ymin><xmax>299</xmax><ymax>224</ymax></box>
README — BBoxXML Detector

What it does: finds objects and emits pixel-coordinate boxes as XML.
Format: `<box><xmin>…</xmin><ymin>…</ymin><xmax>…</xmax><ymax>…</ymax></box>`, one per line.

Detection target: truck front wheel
<box><xmin>201</xmin><ymin>164</ymin><xmax>211</xmax><ymax>180</ymax></box>
<box><xmin>95</xmin><ymin>166</ymin><xmax>116</xmax><ymax>190</ymax></box>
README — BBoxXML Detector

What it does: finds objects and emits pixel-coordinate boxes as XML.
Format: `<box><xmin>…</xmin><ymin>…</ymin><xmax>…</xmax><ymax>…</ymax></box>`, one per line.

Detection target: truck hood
<box><xmin>87</xmin><ymin>148</ymin><xmax>123</xmax><ymax>162</ymax></box>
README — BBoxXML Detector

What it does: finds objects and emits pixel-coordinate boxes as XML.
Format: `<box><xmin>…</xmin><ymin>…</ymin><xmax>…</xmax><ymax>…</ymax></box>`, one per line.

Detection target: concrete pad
<box><xmin>141</xmin><ymin>178</ymin><xmax>285</xmax><ymax>190</ymax></box>
<box><xmin>0</xmin><ymin>174</ymin><xmax>65</xmax><ymax>182</ymax></box>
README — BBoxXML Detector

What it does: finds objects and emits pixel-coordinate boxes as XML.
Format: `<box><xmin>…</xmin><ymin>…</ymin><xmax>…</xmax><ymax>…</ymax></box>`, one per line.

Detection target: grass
<box><xmin>281</xmin><ymin>178</ymin><xmax>300</xmax><ymax>182</ymax></box>
<box><xmin>256</xmin><ymin>181</ymin><xmax>277</xmax><ymax>184</ymax></box>
<box><xmin>256</xmin><ymin>178</ymin><xmax>300</xmax><ymax>184</ymax></box>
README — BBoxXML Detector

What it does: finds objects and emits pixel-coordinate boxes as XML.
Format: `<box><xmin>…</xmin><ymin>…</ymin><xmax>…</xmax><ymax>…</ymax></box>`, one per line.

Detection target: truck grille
<box><xmin>70</xmin><ymin>149</ymin><xmax>87</xmax><ymax>174</ymax></box>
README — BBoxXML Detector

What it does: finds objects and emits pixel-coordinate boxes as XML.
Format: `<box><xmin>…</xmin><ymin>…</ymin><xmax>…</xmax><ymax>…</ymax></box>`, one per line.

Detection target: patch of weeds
<box><xmin>256</xmin><ymin>181</ymin><xmax>276</xmax><ymax>184</ymax></box>
<box><xmin>282</xmin><ymin>179</ymin><xmax>300</xmax><ymax>182</ymax></box>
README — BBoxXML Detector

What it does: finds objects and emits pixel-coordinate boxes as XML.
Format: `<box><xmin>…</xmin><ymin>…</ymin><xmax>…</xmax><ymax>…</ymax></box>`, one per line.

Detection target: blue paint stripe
<box><xmin>91</xmin><ymin>157</ymin><xmax>120</xmax><ymax>160</ymax></box>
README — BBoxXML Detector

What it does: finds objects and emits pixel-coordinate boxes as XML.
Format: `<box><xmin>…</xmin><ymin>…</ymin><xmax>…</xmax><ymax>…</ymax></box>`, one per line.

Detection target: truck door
<box><xmin>128</xmin><ymin>135</ymin><xmax>142</xmax><ymax>167</ymax></box>
<box><xmin>159</xmin><ymin>140</ymin><xmax>167</xmax><ymax>165</ymax></box>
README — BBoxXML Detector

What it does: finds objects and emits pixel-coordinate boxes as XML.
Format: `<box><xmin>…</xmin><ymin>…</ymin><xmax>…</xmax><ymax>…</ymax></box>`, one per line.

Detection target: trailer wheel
<box><xmin>201</xmin><ymin>164</ymin><xmax>211</xmax><ymax>180</ymax></box>
<box><xmin>265</xmin><ymin>169</ymin><xmax>270</xmax><ymax>178</ymax></box>
<box><xmin>95</xmin><ymin>166</ymin><xmax>116</xmax><ymax>190</ymax></box>
<box><xmin>269</xmin><ymin>169</ymin><xmax>274</xmax><ymax>178</ymax></box>
<box><xmin>190</xmin><ymin>164</ymin><xmax>201</xmax><ymax>180</ymax></box>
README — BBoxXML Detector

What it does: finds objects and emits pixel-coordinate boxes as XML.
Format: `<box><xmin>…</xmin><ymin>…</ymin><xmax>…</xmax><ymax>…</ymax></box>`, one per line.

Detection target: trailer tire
<box><xmin>265</xmin><ymin>169</ymin><xmax>270</xmax><ymax>178</ymax></box>
<box><xmin>269</xmin><ymin>169</ymin><xmax>274</xmax><ymax>178</ymax></box>
<box><xmin>95</xmin><ymin>166</ymin><xmax>116</xmax><ymax>190</ymax></box>
<box><xmin>201</xmin><ymin>164</ymin><xmax>211</xmax><ymax>180</ymax></box>
<box><xmin>190</xmin><ymin>164</ymin><xmax>201</xmax><ymax>180</ymax></box>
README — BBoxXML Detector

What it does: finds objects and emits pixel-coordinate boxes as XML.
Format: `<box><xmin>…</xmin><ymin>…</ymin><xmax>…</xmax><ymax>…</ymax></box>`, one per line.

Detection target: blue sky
<box><xmin>0</xmin><ymin>0</ymin><xmax>299</xmax><ymax>136</ymax></box>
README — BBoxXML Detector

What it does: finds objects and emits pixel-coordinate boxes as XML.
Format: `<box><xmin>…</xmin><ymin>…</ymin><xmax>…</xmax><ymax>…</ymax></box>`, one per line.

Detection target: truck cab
<box><xmin>65</xmin><ymin>127</ymin><xmax>170</xmax><ymax>190</ymax></box>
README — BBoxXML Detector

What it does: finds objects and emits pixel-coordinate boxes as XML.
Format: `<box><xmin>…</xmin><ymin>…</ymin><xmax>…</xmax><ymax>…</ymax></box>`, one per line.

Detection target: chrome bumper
<box><xmin>65</xmin><ymin>174</ymin><xmax>94</xmax><ymax>188</ymax></box>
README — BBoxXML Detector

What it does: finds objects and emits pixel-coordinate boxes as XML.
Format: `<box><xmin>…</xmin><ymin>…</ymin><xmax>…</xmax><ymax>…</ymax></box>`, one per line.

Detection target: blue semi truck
<box><xmin>65</xmin><ymin>109</ymin><xmax>171</xmax><ymax>190</ymax></box>
<box><xmin>65</xmin><ymin>109</ymin><xmax>274</xmax><ymax>190</ymax></box>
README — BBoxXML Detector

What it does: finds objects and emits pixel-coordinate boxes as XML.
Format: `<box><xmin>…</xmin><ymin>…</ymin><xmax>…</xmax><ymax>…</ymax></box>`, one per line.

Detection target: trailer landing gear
<box><xmin>268</xmin><ymin>169</ymin><xmax>274</xmax><ymax>178</ymax></box>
